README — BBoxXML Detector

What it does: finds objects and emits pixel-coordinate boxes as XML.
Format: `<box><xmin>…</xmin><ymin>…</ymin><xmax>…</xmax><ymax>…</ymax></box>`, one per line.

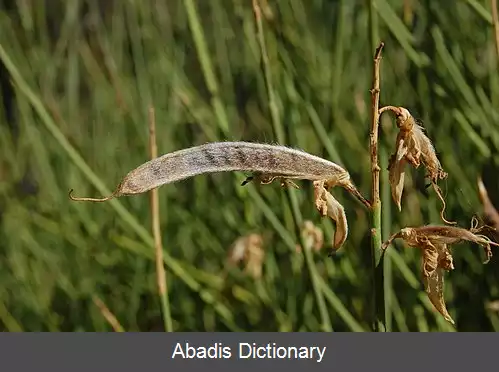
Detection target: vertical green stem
<box><xmin>184</xmin><ymin>0</ymin><xmax>230</xmax><ymax>134</ymax></box>
<box><xmin>252</xmin><ymin>0</ymin><xmax>332</xmax><ymax>331</ymax></box>
<box><xmin>368</xmin><ymin>36</ymin><xmax>386</xmax><ymax>332</ymax></box>
<box><xmin>331</xmin><ymin>0</ymin><xmax>346</xmax><ymax>123</ymax></box>
<box><xmin>381</xmin><ymin>149</ymin><xmax>393</xmax><ymax>331</ymax></box>
<box><xmin>368</xmin><ymin>0</ymin><xmax>387</xmax><ymax>333</ymax></box>
<box><xmin>148</xmin><ymin>107</ymin><xmax>173</xmax><ymax>332</ymax></box>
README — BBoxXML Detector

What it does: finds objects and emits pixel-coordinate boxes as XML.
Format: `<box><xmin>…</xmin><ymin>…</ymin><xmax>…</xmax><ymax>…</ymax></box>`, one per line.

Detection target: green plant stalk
<box><xmin>331</xmin><ymin>0</ymin><xmax>346</xmax><ymax>124</ymax></box>
<box><xmin>381</xmin><ymin>148</ymin><xmax>393</xmax><ymax>332</ymax></box>
<box><xmin>148</xmin><ymin>107</ymin><xmax>173</xmax><ymax>333</ymax></box>
<box><xmin>183</xmin><ymin>0</ymin><xmax>230</xmax><ymax>134</ymax></box>
<box><xmin>252</xmin><ymin>0</ymin><xmax>332</xmax><ymax>331</ymax></box>
<box><xmin>181</xmin><ymin>0</ymin><xmax>333</xmax><ymax>330</ymax></box>
<box><xmin>368</xmin><ymin>0</ymin><xmax>386</xmax><ymax>333</ymax></box>
<box><xmin>369</xmin><ymin>41</ymin><xmax>386</xmax><ymax>332</ymax></box>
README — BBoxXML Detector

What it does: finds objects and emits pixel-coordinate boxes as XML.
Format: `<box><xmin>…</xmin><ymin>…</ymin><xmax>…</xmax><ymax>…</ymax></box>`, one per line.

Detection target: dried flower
<box><xmin>227</xmin><ymin>233</ymin><xmax>265</xmax><ymax>279</ymax></box>
<box><xmin>384</xmin><ymin>107</ymin><xmax>453</xmax><ymax>224</ymax></box>
<box><xmin>382</xmin><ymin>218</ymin><xmax>499</xmax><ymax>324</ymax></box>
<box><xmin>295</xmin><ymin>220</ymin><xmax>324</xmax><ymax>253</ymax></box>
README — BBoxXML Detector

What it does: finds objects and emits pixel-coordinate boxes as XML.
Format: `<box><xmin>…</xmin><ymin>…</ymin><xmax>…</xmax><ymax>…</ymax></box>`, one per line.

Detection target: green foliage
<box><xmin>0</xmin><ymin>0</ymin><xmax>498</xmax><ymax>331</ymax></box>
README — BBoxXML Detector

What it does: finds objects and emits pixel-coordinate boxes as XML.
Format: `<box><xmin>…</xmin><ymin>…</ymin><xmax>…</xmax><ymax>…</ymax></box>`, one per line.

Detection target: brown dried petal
<box><xmin>313</xmin><ymin>181</ymin><xmax>348</xmax><ymax>250</ymax></box>
<box><xmin>438</xmin><ymin>244</ymin><xmax>454</xmax><ymax>271</ymax></box>
<box><xmin>424</xmin><ymin>267</ymin><xmax>455</xmax><ymax>325</ymax></box>
<box><xmin>420</xmin><ymin>240</ymin><xmax>455</xmax><ymax>324</ymax></box>
<box><xmin>421</xmin><ymin>239</ymin><xmax>439</xmax><ymax>277</ymax></box>
<box><xmin>388</xmin><ymin>108</ymin><xmax>452</xmax><ymax>223</ymax></box>
<box><xmin>412</xmin><ymin>123</ymin><xmax>445</xmax><ymax>182</ymax></box>
<box><xmin>395</xmin><ymin>108</ymin><xmax>421</xmax><ymax>168</ymax></box>
<box><xmin>384</xmin><ymin>225</ymin><xmax>498</xmax><ymax>264</ymax></box>
<box><xmin>324</xmin><ymin>191</ymin><xmax>348</xmax><ymax>250</ymax></box>
<box><xmin>382</xmin><ymin>223</ymin><xmax>499</xmax><ymax>325</ymax></box>
<box><xmin>388</xmin><ymin>154</ymin><xmax>407</xmax><ymax>211</ymax></box>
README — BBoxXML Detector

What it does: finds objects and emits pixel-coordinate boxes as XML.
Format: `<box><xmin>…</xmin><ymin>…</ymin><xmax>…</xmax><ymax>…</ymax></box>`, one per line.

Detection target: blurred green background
<box><xmin>1</xmin><ymin>0</ymin><xmax>499</xmax><ymax>332</ymax></box>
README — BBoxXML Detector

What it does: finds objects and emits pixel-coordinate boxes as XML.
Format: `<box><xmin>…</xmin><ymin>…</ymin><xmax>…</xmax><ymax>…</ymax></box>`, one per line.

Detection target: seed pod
<box><xmin>69</xmin><ymin>142</ymin><xmax>370</xmax><ymax>207</ymax></box>
<box><xmin>69</xmin><ymin>142</ymin><xmax>370</xmax><ymax>252</ymax></box>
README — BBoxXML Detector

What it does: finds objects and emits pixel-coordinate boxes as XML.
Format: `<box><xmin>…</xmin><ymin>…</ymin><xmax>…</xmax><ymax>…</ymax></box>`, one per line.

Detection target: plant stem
<box><xmin>184</xmin><ymin>0</ymin><xmax>230</xmax><ymax>134</ymax></box>
<box><xmin>148</xmin><ymin>106</ymin><xmax>173</xmax><ymax>332</ymax></box>
<box><xmin>491</xmin><ymin>0</ymin><xmax>499</xmax><ymax>60</ymax></box>
<box><xmin>92</xmin><ymin>295</ymin><xmax>125</xmax><ymax>332</ymax></box>
<box><xmin>251</xmin><ymin>0</ymin><xmax>332</xmax><ymax>331</ymax></box>
<box><xmin>369</xmin><ymin>42</ymin><xmax>385</xmax><ymax>332</ymax></box>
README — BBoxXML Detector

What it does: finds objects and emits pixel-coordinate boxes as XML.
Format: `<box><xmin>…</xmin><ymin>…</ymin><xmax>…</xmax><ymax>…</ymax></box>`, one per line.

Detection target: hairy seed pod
<box><xmin>69</xmin><ymin>141</ymin><xmax>369</xmax><ymax>207</ymax></box>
